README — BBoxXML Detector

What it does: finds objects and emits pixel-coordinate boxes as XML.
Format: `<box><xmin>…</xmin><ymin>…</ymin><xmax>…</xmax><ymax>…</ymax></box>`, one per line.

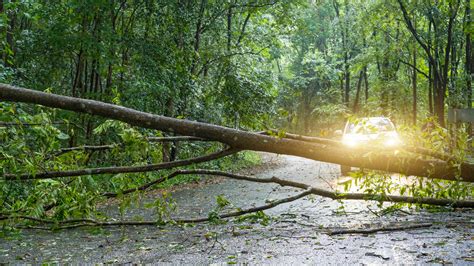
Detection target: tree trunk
<box><xmin>429</xmin><ymin>59</ymin><xmax>433</xmax><ymax>114</ymax></box>
<box><xmin>0</xmin><ymin>0</ymin><xmax>4</xmax><ymax>66</ymax></box>
<box><xmin>162</xmin><ymin>97</ymin><xmax>174</xmax><ymax>162</ymax></box>
<box><xmin>428</xmin><ymin>21</ymin><xmax>434</xmax><ymax>115</ymax></box>
<box><xmin>467</xmin><ymin>0</ymin><xmax>473</xmax><ymax>109</ymax></box>
<box><xmin>412</xmin><ymin>40</ymin><xmax>417</xmax><ymax>125</ymax></box>
<box><xmin>352</xmin><ymin>71</ymin><xmax>363</xmax><ymax>113</ymax></box>
<box><xmin>344</xmin><ymin>56</ymin><xmax>350</xmax><ymax>107</ymax></box>
<box><xmin>227</xmin><ymin>3</ymin><xmax>232</xmax><ymax>51</ymax></box>
<box><xmin>2</xmin><ymin>84</ymin><xmax>474</xmax><ymax>182</ymax></box>
<box><xmin>190</xmin><ymin>0</ymin><xmax>207</xmax><ymax>75</ymax></box>
<box><xmin>5</xmin><ymin>0</ymin><xmax>15</xmax><ymax>67</ymax></box>
<box><xmin>340</xmin><ymin>75</ymin><xmax>344</xmax><ymax>104</ymax></box>
<box><xmin>364</xmin><ymin>66</ymin><xmax>369</xmax><ymax>104</ymax></box>
<box><xmin>333</xmin><ymin>0</ymin><xmax>350</xmax><ymax>107</ymax></box>
<box><xmin>344</xmin><ymin>1</ymin><xmax>350</xmax><ymax>107</ymax></box>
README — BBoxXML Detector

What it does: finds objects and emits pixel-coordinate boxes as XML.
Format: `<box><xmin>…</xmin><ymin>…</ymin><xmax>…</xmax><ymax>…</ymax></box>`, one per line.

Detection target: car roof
<box><xmin>359</xmin><ymin>117</ymin><xmax>391</xmax><ymax>121</ymax></box>
<box><xmin>346</xmin><ymin>117</ymin><xmax>392</xmax><ymax>124</ymax></box>
<box><xmin>344</xmin><ymin>117</ymin><xmax>396</xmax><ymax>133</ymax></box>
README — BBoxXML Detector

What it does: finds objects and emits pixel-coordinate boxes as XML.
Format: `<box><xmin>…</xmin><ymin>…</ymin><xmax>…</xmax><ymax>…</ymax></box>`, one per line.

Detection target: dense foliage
<box><xmin>278</xmin><ymin>0</ymin><xmax>473</xmax><ymax>132</ymax></box>
<box><xmin>1</xmin><ymin>0</ymin><xmax>472</xmax><ymax>133</ymax></box>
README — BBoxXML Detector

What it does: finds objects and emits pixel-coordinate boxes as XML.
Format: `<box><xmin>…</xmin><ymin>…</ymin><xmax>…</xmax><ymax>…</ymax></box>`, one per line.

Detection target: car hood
<box><xmin>344</xmin><ymin>132</ymin><xmax>397</xmax><ymax>141</ymax></box>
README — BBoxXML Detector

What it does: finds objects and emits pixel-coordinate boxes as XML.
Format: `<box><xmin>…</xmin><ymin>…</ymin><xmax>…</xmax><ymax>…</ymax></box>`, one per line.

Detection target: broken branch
<box><xmin>104</xmin><ymin>169</ymin><xmax>474</xmax><ymax>208</ymax></box>
<box><xmin>328</xmin><ymin>223</ymin><xmax>433</xmax><ymax>235</ymax></box>
<box><xmin>2</xmin><ymin>189</ymin><xmax>312</xmax><ymax>230</ymax></box>
<box><xmin>54</xmin><ymin>136</ymin><xmax>207</xmax><ymax>156</ymax></box>
<box><xmin>3</xmin><ymin>148</ymin><xmax>239</xmax><ymax>180</ymax></box>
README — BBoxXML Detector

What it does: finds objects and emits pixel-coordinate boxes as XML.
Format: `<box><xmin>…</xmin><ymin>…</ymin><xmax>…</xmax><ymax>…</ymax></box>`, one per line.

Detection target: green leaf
<box><xmin>57</xmin><ymin>132</ymin><xmax>69</xmax><ymax>140</ymax></box>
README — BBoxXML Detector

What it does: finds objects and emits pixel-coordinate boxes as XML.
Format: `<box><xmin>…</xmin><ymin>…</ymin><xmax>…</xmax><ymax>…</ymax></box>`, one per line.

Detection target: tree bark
<box><xmin>1</xmin><ymin>84</ymin><xmax>474</xmax><ymax>182</ymax></box>
<box><xmin>412</xmin><ymin>38</ymin><xmax>417</xmax><ymax>125</ymax></box>
<box><xmin>162</xmin><ymin>97</ymin><xmax>174</xmax><ymax>162</ymax></box>
<box><xmin>467</xmin><ymin>0</ymin><xmax>473</xmax><ymax>109</ymax></box>
<box><xmin>429</xmin><ymin>58</ymin><xmax>433</xmax><ymax>114</ymax></box>
<box><xmin>334</xmin><ymin>0</ymin><xmax>350</xmax><ymax>107</ymax></box>
<box><xmin>364</xmin><ymin>66</ymin><xmax>369</xmax><ymax>103</ymax></box>
<box><xmin>227</xmin><ymin>3</ymin><xmax>232</xmax><ymax>51</ymax></box>
<box><xmin>428</xmin><ymin>19</ymin><xmax>433</xmax><ymax>114</ymax></box>
<box><xmin>352</xmin><ymin>71</ymin><xmax>363</xmax><ymax>113</ymax></box>
<box><xmin>344</xmin><ymin>56</ymin><xmax>350</xmax><ymax>107</ymax></box>
<box><xmin>4</xmin><ymin>0</ymin><xmax>15</xmax><ymax>67</ymax></box>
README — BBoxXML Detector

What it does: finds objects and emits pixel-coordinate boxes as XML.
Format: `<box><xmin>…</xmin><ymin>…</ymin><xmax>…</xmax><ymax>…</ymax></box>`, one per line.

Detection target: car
<box><xmin>336</xmin><ymin>117</ymin><xmax>401</xmax><ymax>175</ymax></box>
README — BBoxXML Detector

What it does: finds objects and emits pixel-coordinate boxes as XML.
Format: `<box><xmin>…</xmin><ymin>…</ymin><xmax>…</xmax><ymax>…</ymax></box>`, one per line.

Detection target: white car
<box><xmin>338</xmin><ymin>117</ymin><xmax>401</xmax><ymax>175</ymax></box>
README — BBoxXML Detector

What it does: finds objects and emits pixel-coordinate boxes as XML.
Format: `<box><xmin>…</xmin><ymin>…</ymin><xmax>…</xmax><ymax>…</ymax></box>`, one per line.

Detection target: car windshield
<box><xmin>345</xmin><ymin>118</ymin><xmax>395</xmax><ymax>134</ymax></box>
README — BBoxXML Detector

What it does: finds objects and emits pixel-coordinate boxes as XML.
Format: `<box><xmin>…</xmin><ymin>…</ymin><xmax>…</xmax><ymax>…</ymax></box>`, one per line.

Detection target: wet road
<box><xmin>1</xmin><ymin>153</ymin><xmax>473</xmax><ymax>264</ymax></box>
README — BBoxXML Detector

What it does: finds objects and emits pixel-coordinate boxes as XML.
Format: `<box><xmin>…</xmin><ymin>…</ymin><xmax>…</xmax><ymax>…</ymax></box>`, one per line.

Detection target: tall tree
<box><xmin>398</xmin><ymin>0</ymin><xmax>461</xmax><ymax>126</ymax></box>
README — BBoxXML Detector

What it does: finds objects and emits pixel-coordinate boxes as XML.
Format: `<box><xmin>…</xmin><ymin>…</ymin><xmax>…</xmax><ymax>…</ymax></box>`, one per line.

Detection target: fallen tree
<box><xmin>1</xmin><ymin>83</ymin><xmax>473</xmax><ymax>231</ymax></box>
<box><xmin>0</xmin><ymin>84</ymin><xmax>473</xmax><ymax>182</ymax></box>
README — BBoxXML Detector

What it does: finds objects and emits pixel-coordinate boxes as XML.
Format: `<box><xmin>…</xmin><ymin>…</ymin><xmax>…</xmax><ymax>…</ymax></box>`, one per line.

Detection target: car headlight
<box><xmin>342</xmin><ymin>135</ymin><xmax>358</xmax><ymax>147</ymax></box>
<box><xmin>384</xmin><ymin>137</ymin><xmax>401</xmax><ymax>147</ymax></box>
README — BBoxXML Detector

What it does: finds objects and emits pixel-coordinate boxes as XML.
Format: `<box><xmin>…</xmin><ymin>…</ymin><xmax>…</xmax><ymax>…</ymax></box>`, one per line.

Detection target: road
<box><xmin>1</xmin><ymin>153</ymin><xmax>473</xmax><ymax>264</ymax></box>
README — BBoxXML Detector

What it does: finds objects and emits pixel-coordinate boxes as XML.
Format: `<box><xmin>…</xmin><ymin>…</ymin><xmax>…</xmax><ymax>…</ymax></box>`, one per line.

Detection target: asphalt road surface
<box><xmin>1</xmin><ymin>153</ymin><xmax>473</xmax><ymax>264</ymax></box>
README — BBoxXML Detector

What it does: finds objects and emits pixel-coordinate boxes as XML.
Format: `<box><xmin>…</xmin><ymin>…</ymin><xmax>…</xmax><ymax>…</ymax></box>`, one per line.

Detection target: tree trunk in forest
<box><xmin>466</xmin><ymin>0</ymin><xmax>473</xmax><ymax>139</ymax></box>
<box><xmin>224</xmin><ymin>2</ymin><xmax>241</xmax><ymax>130</ymax></box>
<box><xmin>428</xmin><ymin>21</ymin><xmax>434</xmax><ymax>115</ymax></box>
<box><xmin>437</xmin><ymin>1</ymin><xmax>457</xmax><ymax>126</ymax></box>
<box><xmin>449</xmin><ymin>37</ymin><xmax>459</xmax><ymax>108</ymax></box>
<box><xmin>344</xmin><ymin>56</ymin><xmax>350</xmax><ymax>107</ymax></box>
<box><xmin>364</xmin><ymin>66</ymin><xmax>369</xmax><ymax>104</ymax></box>
<box><xmin>302</xmin><ymin>92</ymin><xmax>312</xmax><ymax>134</ymax></box>
<box><xmin>190</xmin><ymin>0</ymin><xmax>207</xmax><ymax>75</ymax></box>
<box><xmin>344</xmin><ymin>1</ymin><xmax>350</xmax><ymax>107</ymax></box>
<box><xmin>73</xmin><ymin>13</ymin><xmax>88</xmax><ymax>98</ymax></box>
<box><xmin>412</xmin><ymin>39</ymin><xmax>417</xmax><ymax>125</ymax></box>
<box><xmin>467</xmin><ymin>0</ymin><xmax>473</xmax><ymax>110</ymax></box>
<box><xmin>333</xmin><ymin>0</ymin><xmax>350</xmax><ymax>107</ymax></box>
<box><xmin>2</xmin><ymin>84</ymin><xmax>474</xmax><ymax>182</ymax></box>
<box><xmin>85</xmin><ymin>18</ymin><xmax>102</xmax><ymax>142</ymax></box>
<box><xmin>353</xmin><ymin>71</ymin><xmax>363</xmax><ymax>113</ymax></box>
<box><xmin>162</xmin><ymin>97</ymin><xmax>175</xmax><ymax>162</ymax></box>
<box><xmin>380</xmin><ymin>55</ymin><xmax>390</xmax><ymax>116</ymax></box>
<box><xmin>236</xmin><ymin>11</ymin><xmax>252</xmax><ymax>47</ymax></box>
<box><xmin>227</xmin><ymin>4</ymin><xmax>232</xmax><ymax>52</ymax></box>
<box><xmin>340</xmin><ymin>75</ymin><xmax>344</xmax><ymax>104</ymax></box>
<box><xmin>5</xmin><ymin>0</ymin><xmax>15</xmax><ymax>67</ymax></box>
<box><xmin>433</xmin><ymin>71</ymin><xmax>445</xmax><ymax>127</ymax></box>
<box><xmin>0</xmin><ymin>0</ymin><xmax>4</xmax><ymax>66</ymax></box>
<box><xmin>377</xmin><ymin>18</ymin><xmax>399</xmax><ymax>116</ymax></box>
<box><xmin>429</xmin><ymin>60</ymin><xmax>433</xmax><ymax>114</ymax></box>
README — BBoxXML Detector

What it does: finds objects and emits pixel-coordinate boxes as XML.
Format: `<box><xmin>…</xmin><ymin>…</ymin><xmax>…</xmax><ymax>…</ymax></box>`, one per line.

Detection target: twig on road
<box><xmin>328</xmin><ymin>223</ymin><xmax>433</xmax><ymax>235</ymax></box>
